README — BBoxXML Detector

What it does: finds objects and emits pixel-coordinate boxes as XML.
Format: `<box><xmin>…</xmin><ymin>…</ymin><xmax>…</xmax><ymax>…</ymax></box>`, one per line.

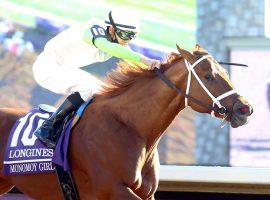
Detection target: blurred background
<box><xmin>0</xmin><ymin>0</ymin><xmax>269</xmax><ymax>169</ymax></box>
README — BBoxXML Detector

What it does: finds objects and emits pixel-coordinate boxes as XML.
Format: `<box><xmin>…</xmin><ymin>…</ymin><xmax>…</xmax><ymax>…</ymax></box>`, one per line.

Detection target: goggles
<box><xmin>115</xmin><ymin>29</ymin><xmax>136</xmax><ymax>40</ymax></box>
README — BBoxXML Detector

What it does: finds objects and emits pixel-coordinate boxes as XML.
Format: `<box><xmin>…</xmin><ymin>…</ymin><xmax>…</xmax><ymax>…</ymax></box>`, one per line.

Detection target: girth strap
<box><xmin>55</xmin><ymin>164</ymin><xmax>80</xmax><ymax>200</ymax></box>
<box><xmin>54</xmin><ymin>97</ymin><xmax>93</xmax><ymax>200</ymax></box>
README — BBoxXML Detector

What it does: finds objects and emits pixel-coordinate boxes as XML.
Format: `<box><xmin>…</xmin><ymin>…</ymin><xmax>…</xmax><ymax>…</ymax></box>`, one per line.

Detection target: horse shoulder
<box><xmin>70</xmin><ymin>99</ymin><xmax>159</xmax><ymax>198</ymax></box>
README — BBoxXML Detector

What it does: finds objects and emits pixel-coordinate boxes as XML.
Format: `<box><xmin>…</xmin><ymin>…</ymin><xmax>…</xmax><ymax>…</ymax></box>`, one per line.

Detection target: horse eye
<box><xmin>204</xmin><ymin>74</ymin><xmax>212</xmax><ymax>80</ymax></box>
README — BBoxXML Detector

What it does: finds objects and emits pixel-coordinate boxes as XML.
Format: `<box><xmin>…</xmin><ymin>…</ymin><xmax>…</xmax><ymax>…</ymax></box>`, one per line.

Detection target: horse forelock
<box><xmin>98</xmin><ymin>53</ymin><xmax>183</xmax><ymax>97</ymax></box>
<box><xmin>193</xmin><ymin>50</ymin><xmax>208</xmax><ymax>57</ymax></box>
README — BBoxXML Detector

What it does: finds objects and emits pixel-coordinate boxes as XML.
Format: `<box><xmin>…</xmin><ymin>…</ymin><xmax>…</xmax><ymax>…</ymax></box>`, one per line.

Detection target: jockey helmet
<box><xmin>105</xmin><ymin>7</ymin><xmax>140</xmax><ymax>33</ymax></box>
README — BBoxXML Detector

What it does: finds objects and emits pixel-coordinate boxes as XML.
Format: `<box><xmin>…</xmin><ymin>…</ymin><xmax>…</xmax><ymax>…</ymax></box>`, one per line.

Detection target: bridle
<box><xmin>154</xmin><ymin>55</ymin><xmax>237</xmax><ymax>118</ymax></box>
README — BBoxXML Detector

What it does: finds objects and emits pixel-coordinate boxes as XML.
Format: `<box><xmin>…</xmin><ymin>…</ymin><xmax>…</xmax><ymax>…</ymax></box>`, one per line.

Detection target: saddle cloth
<box><xmin>3</xmin><ymin>106</ymin><xmax>56</xmax><ymax>175</ymax></box>
<box><xmin>3</xmin><ymin>98</ymin><xmax>92</xmax><ymax>176</ymax></box>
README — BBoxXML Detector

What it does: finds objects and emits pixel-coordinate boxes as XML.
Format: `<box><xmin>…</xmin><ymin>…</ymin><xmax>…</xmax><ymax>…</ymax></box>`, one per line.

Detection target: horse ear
<box><xmin>176</xmin><ymin>44</ymin><xmax>195</xmax><ymax>62</ymax></box>
<box><xmin>193</xmin><ymin>44</ymin><xmax>208</xmax><ymax>54</ymax></box>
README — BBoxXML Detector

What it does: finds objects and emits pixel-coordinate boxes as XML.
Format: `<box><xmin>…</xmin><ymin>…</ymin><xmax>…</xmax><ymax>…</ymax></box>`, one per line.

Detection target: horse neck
<box><xmin>113</xmin><ymin>60</ymin><xmax>188</xmax><ymax>149</ymax></box>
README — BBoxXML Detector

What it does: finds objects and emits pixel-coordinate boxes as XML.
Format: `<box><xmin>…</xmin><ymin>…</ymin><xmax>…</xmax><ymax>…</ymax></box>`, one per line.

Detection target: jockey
<box><xmin>32</xmin><ymin>7</ymin><xmax>161</xmax><ymax>148</ymax></box>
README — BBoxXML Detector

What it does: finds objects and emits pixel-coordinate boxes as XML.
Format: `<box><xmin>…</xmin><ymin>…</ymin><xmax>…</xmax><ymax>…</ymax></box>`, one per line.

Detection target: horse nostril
<box><xmin>238</xmin><ymin>106</ymin><xmax>248</xmax><ymax>115</ymax></box>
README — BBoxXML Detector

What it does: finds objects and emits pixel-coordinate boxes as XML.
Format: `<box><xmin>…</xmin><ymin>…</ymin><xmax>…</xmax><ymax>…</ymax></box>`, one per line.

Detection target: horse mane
<box><xmin>98</xmin><ymin>52</ymin><xmax>182</xmax><ymax>97</ymax></box>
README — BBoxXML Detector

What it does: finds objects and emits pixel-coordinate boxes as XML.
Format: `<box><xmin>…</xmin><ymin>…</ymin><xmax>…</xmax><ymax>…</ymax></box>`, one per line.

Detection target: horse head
<box><xmin>162</xmin><ymin>44</ymin><xmax>253</xmax><ymax>128</ymax></box>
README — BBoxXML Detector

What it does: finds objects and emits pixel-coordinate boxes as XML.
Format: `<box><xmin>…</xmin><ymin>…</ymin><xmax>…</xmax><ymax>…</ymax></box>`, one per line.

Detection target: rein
<box><xmin>154</xmin><ymin>55</ymin><xmax>237</xmax><ymax>116</ymax></box>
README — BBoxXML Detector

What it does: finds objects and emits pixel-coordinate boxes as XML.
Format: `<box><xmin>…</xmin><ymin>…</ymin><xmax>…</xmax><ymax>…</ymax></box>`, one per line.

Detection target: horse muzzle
<box><xmin>230</xmin><ymin>99</ymin><xmax>253</xmax><ymax>128</ymax></box>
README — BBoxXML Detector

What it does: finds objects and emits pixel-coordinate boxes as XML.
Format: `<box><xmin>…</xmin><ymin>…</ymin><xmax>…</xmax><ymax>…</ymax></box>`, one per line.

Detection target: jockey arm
<box><xmin>95</xmin><ymin>37</ymin><xmax>148</xmax><ymax>68</ymax></box>
<box><xmin>83</xmin><ymin>27</ymin><xmax>157</xmax><ymax>69</ymax></box>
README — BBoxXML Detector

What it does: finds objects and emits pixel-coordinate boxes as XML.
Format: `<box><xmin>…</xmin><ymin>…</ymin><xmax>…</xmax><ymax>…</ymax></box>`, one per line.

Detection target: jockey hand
<box><xmin>140</xmin><ymin>56</ymin><xmax>161</xmax><ymax>70</ymax></box>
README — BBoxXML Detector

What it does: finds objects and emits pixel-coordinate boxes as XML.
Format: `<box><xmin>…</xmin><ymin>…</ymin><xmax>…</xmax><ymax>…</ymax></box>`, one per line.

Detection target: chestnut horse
<box><xmin>0</xmin><ymin>44</ymin><xmax>253</xmax><ymax>199</ymax></box>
